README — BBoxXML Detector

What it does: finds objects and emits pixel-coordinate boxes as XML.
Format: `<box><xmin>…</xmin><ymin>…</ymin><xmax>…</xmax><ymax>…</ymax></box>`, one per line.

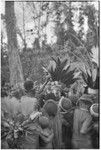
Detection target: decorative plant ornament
<box><xmin>90</xmin><ymin>103</ymin><xmax>99</xmax><ymax>117</ymax></box>
<box><xmin>59</xmin><ymin>97</ymin><xmax>72</xmax><ymax>112</ymax></box>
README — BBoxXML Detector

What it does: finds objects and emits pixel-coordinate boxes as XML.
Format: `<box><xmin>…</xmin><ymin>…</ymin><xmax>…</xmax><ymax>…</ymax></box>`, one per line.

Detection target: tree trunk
<box><xmin>22</xmin><ymin>2</ymin><xmax>27</xmax><ymax>49</ymax></box>
<box><xmin>5</xmin><ymin>1</ymin><xmax>24</xmax><ymax>88</ymax></box>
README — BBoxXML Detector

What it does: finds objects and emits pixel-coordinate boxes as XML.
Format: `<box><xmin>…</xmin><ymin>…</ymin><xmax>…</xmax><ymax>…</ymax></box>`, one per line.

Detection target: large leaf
<box><xmin>65</xmin><ymin>29</ymin><xmax>93</xmax><ymax>74</ymax></box>
<box><xmin>46</xmin><ymin>57</ymin><xmax>78</xmax><ymax>87</ymax></box>
<box><xmin>81</xmin><ymin>69</ymin><xmax>98</xmax><ymax>89</ymax></box>
<box><xmin>81</xmin><ymin>72</ymin><xmax>88</xmax><ymax>84</ymax></box>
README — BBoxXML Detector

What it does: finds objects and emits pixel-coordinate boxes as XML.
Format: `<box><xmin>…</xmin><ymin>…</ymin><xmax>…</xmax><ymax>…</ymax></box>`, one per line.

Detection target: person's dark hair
<box><xmin>43</xmin><ymin>99</ymin><xmax>58</xmax><ymax>117</ymax></box>
<box><xmin>24</xmin><ymin>80</ymin><xmax>33</xmax><ymax>92</ymax></box>
<box><xmin>79</xmin><ymin>100</ymin><xmax>92</xmax><ymax>106</ymax></box>
<box><xmin>76</xmin><ymin>94</ymin><xmax>93</xmax><ymax>106</ymax></box>
<box><xmin>39</xmin><ymin>116</ymin><xmax>49</xmax><ymax>129</ymax></box>
<box><xmin>12</xmin><ymin>90</ymin><xmax>23</xmax><ymax>99</ymax></box>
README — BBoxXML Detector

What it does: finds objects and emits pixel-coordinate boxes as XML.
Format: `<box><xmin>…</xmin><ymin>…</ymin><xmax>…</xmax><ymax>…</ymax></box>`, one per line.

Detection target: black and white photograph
<box><xmin>1</xmin><ymin>0</ymin><xmax>100</xmax><ymax>149</ymax></box>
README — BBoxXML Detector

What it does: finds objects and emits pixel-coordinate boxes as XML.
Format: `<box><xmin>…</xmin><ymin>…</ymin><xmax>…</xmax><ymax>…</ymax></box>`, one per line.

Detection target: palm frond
<box><xmin>86</xmin><ymin>73</ymin><xmax>93</xmax><ymax>87</ymax></box>
<box><xmin>65</xmin><ymin>30</ymin><xmax>93</xmax><ymax>74</ymax></box>
<box><xmin>46</xmin><ymin>57</ymin><xmax>78</xmax><ymax>87</ymax></box>
<box><xmin>81</xmin><ymin>69</ymin><xmax>98</xmax><ymax>89</ymax></box>
<box><xmin>81</xmin><ymin>71</ymin><xmax>88</xmax><ymax>84</ymax></box>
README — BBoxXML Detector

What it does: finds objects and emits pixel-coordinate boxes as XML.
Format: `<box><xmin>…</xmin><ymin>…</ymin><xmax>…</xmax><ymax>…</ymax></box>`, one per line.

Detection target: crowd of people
<box><xmin>1</xmin><ymin>75</ymin><xmax>99</xmax><ymax>149</ymax></box>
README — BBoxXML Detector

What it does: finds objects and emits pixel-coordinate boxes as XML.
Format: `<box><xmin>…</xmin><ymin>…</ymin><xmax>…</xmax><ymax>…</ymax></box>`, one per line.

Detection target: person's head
<box><xmin>59</xmin><ymin>97</ymin><xmax>72</xmax><ymax>112</ymax></box>
<box><xmin>12</xmin><ymin>89</ymin><xmax>23</xmax><ymax>99</ymax></box>
<box><xmin>43</xmin><ymin>99</ymin><xmax>58</xmax><ymax>117</ymax></box>
<box><xmin>79</xmin><ymin>100</ymin><xmax>91</xmax><ymax>110</ymax></box>
<box><xmin>24</xmin><ymin>80</ymin><xmax>34</xmax><ymax>92</ymax></box>
<box><xmin>38</xmin><ymin>116</ymin><xmax>50</xmax><ymax>129</ymax></box>
<box><xmin>77</xmin><ymin>94</ymin><xmax>93</xmax><ymax>109</ymax></box>
<box><xmin>69</xmin><ymin>95</ymin><xmax>79</xmax><ymax>106</ymax></box>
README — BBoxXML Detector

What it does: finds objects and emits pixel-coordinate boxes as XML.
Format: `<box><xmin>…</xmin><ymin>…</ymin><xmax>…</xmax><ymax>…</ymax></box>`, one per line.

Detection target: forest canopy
<box><xmin>1</xmin><ymin>1</ymin><xmax>99</xmax><ymax>85</ymax></box>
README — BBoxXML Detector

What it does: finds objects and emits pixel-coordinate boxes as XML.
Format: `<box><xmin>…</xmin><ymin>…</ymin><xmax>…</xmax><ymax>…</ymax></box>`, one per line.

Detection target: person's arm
<box><xmin>93</xmin><ymin>122</ymin><xmax>99</xmax><ymax>133</ymax></box>
<box><xmin>60</xmin><ymin>113</ymin><xmax>69</xmax><ymax>126</ymax></box>
<box><xmin>39</xmin><ymin>130</ymin><xmax>54</xmax><ymax>143</ymax></box>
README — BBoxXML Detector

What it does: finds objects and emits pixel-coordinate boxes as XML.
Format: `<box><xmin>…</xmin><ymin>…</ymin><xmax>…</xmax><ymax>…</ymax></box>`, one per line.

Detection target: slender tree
<box><xmin>84</xmin><ymin>3</ymin><xmax>99</xmax><ymax>49</ymax></box>
<box><xmin>53</xmin><ymin>2</ymin><xmax>65</xmax><ymax>45</ymax></box>
<box><xmin>22</xmin><ymin>2</ymin><xmax>27</xmax><ymax>49</ymax></box>
<box><xmin>78</xmin><ymin>3</ymin><xmax>85</xmax><ymax>41</ymax></box>
<box><xmin>5</xmin><ymin>1</ymin><xmax>24</xmax><ymax>88</ymax></box>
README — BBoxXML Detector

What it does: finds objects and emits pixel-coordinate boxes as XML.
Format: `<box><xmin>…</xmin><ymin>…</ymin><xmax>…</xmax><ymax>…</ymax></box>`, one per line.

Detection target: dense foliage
<box><xmin>1</xmin><ymin>1</ymin><xmax>99</xmax><ymax>86</ymax></box>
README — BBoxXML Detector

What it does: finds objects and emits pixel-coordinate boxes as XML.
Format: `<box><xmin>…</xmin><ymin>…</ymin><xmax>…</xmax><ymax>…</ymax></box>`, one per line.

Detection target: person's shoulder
<box><xmin>74</xmin><ymin>108</ymin><xmax>79</xmax><ymax>112</ymax></box>
<box><xmin>2</xmin><ymin>96</ymin><xmax>12</xmax><ymax>105</ymax></box>
<box><xmin>21</xmin><ymin>95</ymin><xmax>37</xmax><ymax>103</ymax></box>
<box><xmin>21</xmin><ymin>95</ymin><xmax>31</xmax><ymax>100</ymax></box>
<box><xmin>74</xmin><ymin>108</ymin><xmax>82</xmax><ymax>116</ymax></box>
<box><xmin>21</xmin><ymin>95</ymin><xmax>27</xmax><ymax>98</ymax></box>
<box><xmin>20</xmin><ymin>95</ymin><xmax>28</xmax><ymax>103</ymax></box>
<box><xmin>32</xmin><ymin>97</ymin><xmax>37</xmax><ymax>100</ymax></box>
<box><xmin>28</xmin><ymin>96</ymin><xmax>37</xmax><ymax>102</ymax></box>
<box><xmin>10</xmin><ymin>96</ymin><xmax>18</xmax><ymax>101</ymax></box>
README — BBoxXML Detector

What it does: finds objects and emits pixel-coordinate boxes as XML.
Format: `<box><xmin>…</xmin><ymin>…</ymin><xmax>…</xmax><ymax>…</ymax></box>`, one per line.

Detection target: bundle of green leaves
<box><xmin>1</xmin><ymin>114</ymin><xmax>28</xmax><ymax>148</ymax></box>
<box><xmin>43</xmin><ymin>57</ymin><xmax>79</xmax><ymax>88</ymax></box>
